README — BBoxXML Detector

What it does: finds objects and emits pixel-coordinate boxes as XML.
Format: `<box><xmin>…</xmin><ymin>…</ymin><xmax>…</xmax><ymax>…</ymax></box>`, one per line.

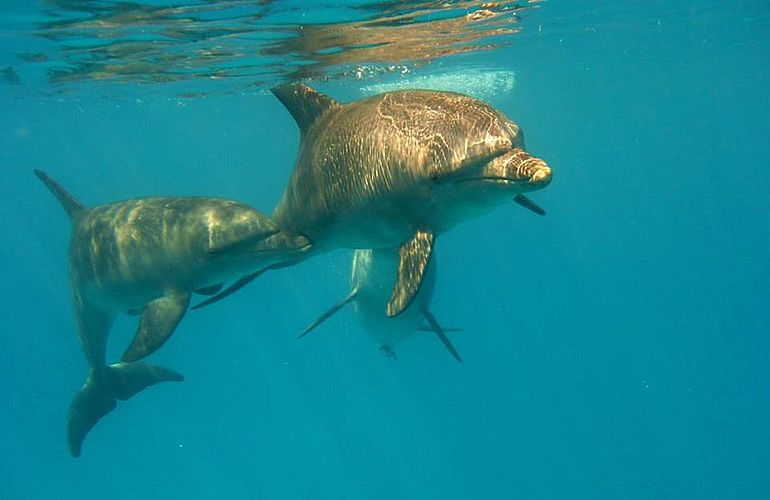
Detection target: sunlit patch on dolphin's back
<box><xmin>70</xmin><ymin>197</ymin><xmax>272</xmax><ymax>291</ymax></box>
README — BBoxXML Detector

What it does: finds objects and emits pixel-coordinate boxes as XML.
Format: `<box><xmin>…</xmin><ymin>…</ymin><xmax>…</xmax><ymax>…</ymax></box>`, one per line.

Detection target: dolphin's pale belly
<box><xmin>354</xmin><ymin>294</ymin><xmax>422</xmax><ymax>348</ymax></box>
<box><xmin>275</xmin><ymin>175</ymin><xmax>436</xmax><ymax>250</ymax></box>
<box><xmin>321</xmin><ymin>206</ymin><xmax>416</xmax><ymax>249</ymax></box>
<box><xmin>351</xmin><ymin>249</ymin><xmax>433</xmax><ymax>348</ymax></box>
<box><xmin>278</xmin><ymin>185</ymin><xmax>509</xmax><ymax>251</ymax></box>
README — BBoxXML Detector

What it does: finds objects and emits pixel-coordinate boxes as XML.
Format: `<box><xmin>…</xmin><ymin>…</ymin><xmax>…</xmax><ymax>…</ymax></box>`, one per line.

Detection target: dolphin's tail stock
<box><xmin>33</xmin><ymin>169</ymin><xmax>86</xmax><ymax>219</ymax></box>
<box><xmin>67</xmin><ymin>361</ymin><xmax>183</xmax><ymax>457</ymax></box>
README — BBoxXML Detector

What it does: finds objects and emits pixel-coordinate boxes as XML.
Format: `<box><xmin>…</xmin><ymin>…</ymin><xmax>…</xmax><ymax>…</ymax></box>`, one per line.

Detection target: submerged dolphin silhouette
<box><xmin>299</xmin><ymin>249</ymin><xmax>463</xmax><ymax>362</ymax></box>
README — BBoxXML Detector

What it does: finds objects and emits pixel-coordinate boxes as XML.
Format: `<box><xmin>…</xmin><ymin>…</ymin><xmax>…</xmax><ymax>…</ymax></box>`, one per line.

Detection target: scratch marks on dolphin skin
<box><xmin>373</xmin><ymin>90</ymin><xmax>517</xmax><ymax>178</ymax></box>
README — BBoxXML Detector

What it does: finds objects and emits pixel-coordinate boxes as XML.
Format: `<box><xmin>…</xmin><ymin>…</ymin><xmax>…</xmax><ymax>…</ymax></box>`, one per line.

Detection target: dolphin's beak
<box><xmin>495</xmin><ymin>148</ymin><xmax>551</xmax><ymax>188</ymax></box>
<box><xmin>250</xmin><ymin>232</ymin><xmax>312</xmax><ymax>255</ymax></box>
<box><xmin>529</xmin><ymin>165</ymin><xmax>552</xmax><ymax>186</ymax></box>
<box><xmin>289</xmin><ymin>234</ymin><xmax>312</xmax><ymax>253</ymax></box>
<box><xmin>463</xmin><ymin>149</ymin><xmax>551</xmax><ymax>190</ymax></box>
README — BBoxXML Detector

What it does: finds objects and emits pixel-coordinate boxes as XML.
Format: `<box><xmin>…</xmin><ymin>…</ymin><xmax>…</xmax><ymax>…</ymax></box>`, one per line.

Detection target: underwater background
<box><xmin>1</xmin><ymin>1</ymin><xmax>769</xmax><ymax>498</ymax></box>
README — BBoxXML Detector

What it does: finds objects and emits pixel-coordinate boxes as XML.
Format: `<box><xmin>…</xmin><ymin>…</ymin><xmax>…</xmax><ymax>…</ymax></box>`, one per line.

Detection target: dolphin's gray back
<box><xmin>69</xmin><ymin>197</ymin><xmax>272</xmax><ymax>292</ymax></box>
<box><xmin>273</xmin><ymin>89</ymin><xmax>523</xmax><ymax>245</ymax></box>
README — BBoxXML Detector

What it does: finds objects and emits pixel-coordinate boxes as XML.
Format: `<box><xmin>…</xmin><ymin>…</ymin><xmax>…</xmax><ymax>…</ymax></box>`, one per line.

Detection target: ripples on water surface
<box><xmin>2</xmin><ymin>0</ymin><xmax>543</xmax><ymax>97</ymax></box>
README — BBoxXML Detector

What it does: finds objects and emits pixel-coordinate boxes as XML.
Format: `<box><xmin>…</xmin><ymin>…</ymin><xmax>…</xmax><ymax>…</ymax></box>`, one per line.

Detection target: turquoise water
<box><xmin>2</xmin><ymin>1</ymin><xmax>769</xmax><ymax>498</ymax></box>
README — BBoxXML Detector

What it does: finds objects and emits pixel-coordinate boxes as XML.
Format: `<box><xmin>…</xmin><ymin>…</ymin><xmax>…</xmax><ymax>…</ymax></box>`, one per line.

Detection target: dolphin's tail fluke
<box><xmin>67</xmin><ymin>370</ymin><xmax>116</xmax><ymax>458</ymax></box>
<box><xmin>34</xmin><ymin>169</ymin><xmax>85</xmax><ymax>219</ymax></box>
<box><xmin>67</xmin><ymin>362</ymin><xmax>183</xmax><ymax>458</ymax></box>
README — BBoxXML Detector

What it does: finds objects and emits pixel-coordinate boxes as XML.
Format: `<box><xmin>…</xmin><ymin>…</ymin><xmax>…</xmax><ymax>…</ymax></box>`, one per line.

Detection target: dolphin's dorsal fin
<box><xmin>34</xmin><ymin>169</ymin><xmax>86</xmax><ymax>219</ymax></box>
<box><xmin>271</xmin><ymin>83</ymin><xmax>340</xmax><ymax>137</ymax></box>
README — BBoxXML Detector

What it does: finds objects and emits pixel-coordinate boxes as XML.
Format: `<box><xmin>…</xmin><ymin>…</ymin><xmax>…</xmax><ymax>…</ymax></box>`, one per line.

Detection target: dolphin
<box><xmin>296</xmin><ymin>195</ymin><xmax>544</xmax><ymax>362</ymax></box>
<box><xmin>271</xmin><ymin>84</ymin><xmax>551</xmax><ymax>317</ymax></box>
<box><xmin>35</xmin><ymin>170</ymin><xmax>311</xmax><ymax>457</ymax></box>
<box><xmin>298</xmin><ymin>249</ymin><xmax>463</xmax><ymax>362</ymax></box>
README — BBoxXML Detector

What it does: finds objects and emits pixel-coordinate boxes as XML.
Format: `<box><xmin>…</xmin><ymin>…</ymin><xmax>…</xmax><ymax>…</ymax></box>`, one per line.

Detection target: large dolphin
<box><xmin>35</xmin><ymin>170</ymin><xmax>311</xmax><ymax>457</ymax></box>
<box><xmin>271</xmin><ymin>84</ymin><xmax>552</xmax><ymax>317</ymax></box>
<box><xmin>298</xmin><ymin>249</ymin><xmax>463</xmax><ymax>362</ymax></box>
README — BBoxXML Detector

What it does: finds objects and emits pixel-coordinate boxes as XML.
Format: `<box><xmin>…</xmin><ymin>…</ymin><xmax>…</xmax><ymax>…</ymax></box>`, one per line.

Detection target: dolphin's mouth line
<box><xmin>455</xmin><ymin>176</ymin><xmax>526</xmax><ymax>184</ymax></box>
<box><xmin>248</xmin><ymin>242</ymin><xmax>312</xmax><ymax>254</ymax></box>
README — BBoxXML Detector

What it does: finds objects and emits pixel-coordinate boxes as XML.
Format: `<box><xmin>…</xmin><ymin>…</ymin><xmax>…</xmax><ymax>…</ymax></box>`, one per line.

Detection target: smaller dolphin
<box><xmin>298</xmin><ymin>249</ymin><xmax>463</xmax><ymax>362</ymax></box>
<box><xmin>35</xmin><ymin>170</ymin><xmax>311</xmax><ymax>457</ymax></box>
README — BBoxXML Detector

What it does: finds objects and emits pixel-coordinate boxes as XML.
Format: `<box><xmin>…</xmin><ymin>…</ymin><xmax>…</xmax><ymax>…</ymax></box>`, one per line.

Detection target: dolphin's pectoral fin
<box><xmin>191</xmin><ymin>259</ymin><xmax>302</xmax><ymax>310</ymax></box>
<box><xmin>122</xmin><ymin>290</ymin><xmax>190</xmax><ymax>362</ymax></box>
<box><xmin>107</xmin><ymin>361</ymin><xmax>184</xmax><ymax>400</ymax></box>
<box><xmin>298</xmin><ymin>289</ymin><xmax>358</xmax><ymax>338</ymax></box>
<box><xmin>191</xmin><ymin>269</ymin><xmax>268</xmax><ymax>310</ymax></box>
<box><xmin>194</xmin><ymin>283</ymin><xmax>223</xmax><ymax>295</ymax></box>
<box><xmin>513</xmin><ymin>194</ymin><xmax>546</xmax><ymax>216</ymax></box>
<box><xmin>67</xmin><ymin>370</ymin><xmax>117</xmax><ymax>458</ymax></box>
<box><xmin>421</xmin><ymin>307</ymin><xmax>463</xmax><ymax>363</ymax></box>
<box><xmin>418</xmin><ymin>325</ymin><xmax>462</xmax><ymax>333</ymax></box>
<box><xmin>387</xmin><ymin>230</ymin><xmax>434</xmax><ymax>317</ymax></box>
